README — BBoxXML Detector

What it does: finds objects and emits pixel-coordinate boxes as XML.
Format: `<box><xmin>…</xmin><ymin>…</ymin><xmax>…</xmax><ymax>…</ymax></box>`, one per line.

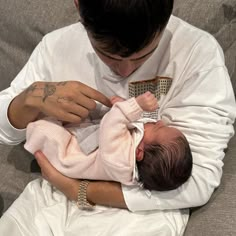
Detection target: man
<box><xmin>0</xmin><ymin>0</ymin><xmax>235</xmax><ymax>235</ymax></box>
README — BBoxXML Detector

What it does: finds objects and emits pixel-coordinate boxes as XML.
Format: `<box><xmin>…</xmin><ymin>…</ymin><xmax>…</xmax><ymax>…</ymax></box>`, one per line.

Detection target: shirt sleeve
<box><xmin>122</xmin><ymin>37</ymin><xmax>236</xmax><ymax>212</ymax></box>
<box><xmin>0</xmin><ymin>36</ymin><xmax>54</xmax><ymax>145</ymax></box>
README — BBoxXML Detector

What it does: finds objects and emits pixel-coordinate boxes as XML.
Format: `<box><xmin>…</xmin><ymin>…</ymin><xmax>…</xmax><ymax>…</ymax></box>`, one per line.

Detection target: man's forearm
<box><xmin>87</xmin><ymin>181</ymin><xmax>127</xmax><ymax>209</ymax></box>
<box><xmin>66</xmin><ymin>179</ymin><xmax>127</xmax><ymax>209</ymax></box>
<box><xmin>8</xmin><ymin>91</ymin><xmax>40</xmax><ymax>129</ymax></box>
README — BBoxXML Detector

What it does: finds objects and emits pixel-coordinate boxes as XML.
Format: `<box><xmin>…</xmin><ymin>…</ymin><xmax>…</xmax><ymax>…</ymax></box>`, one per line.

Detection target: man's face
<box><xmin>88</xmin><ymin>32</ymin><xmax>163</xmax><ymax>78</ymax></box>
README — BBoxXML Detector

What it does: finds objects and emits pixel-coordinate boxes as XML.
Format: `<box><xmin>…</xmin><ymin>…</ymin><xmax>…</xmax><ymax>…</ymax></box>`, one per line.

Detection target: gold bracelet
<box><xmin>77</xmin><ymin>180</ymin><xmax>94</xmax><ymax>210</ymax></box>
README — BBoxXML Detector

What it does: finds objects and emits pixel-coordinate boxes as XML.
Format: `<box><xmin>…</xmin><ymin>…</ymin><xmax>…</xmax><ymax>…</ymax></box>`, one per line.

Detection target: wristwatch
<box><xmin>77</xmin><ymin>180</ymin><xmax>94</xmax><ymax>210</ymax></box>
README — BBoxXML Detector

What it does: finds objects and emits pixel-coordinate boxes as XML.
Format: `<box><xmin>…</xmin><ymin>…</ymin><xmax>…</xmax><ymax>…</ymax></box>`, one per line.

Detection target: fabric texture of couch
<box><xmin>0</xmin><ymin>1</ymin><xmax>235</xmax><ymax>235</ymax></box>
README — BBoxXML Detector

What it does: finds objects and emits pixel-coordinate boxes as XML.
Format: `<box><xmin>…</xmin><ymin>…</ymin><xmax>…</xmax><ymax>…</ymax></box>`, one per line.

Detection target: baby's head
<box><xmin>136</xmin><ymin>120</ymin><xmax>192</xmax><ymax>191</ymax></box>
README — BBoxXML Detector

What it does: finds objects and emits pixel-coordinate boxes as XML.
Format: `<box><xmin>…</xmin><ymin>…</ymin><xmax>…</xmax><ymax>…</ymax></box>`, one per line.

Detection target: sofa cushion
<box><xmin>173</xmin><ymin>0</ymin><xmax>236</xmax><ymax>94</ymax></box>
<box><xmin>0</xmin><ymin>143</ymin><xmax>39</xmax><ymax>215</ymax></box>
<box><xmin>0</xmin><ymin>0</ymin><xmax>78</xmax><ymax>91</ymax></box>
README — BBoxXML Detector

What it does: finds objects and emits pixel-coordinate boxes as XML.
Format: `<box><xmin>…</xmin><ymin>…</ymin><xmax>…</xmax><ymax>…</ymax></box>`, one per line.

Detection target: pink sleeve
<box><xmin>98</xmin><ymin>97</ymin><xmax>143</xmax><ymax>184</ymax></box>
<box><xmin>24</xmin><ymin>119</ymin><xmax>99</xmax><ymax>179</ymax></box>
<box><xmin>24</xmin><ymin>119</ymin><xmax>71</xmax><ymax>158</ymax></box>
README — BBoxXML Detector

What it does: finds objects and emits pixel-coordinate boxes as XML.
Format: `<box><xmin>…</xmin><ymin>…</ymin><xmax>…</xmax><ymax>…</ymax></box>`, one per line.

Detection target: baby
<box><xmin>25</xmin><ymin>92</ymin><xmax>192</xmax><ymax>191</ymax></box>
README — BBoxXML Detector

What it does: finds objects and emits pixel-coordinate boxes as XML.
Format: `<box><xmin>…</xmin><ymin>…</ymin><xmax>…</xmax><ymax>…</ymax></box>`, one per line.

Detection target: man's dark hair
<box><xmin>137</xmin><ymin>135</ymin><xmax>193</xmax><ymax>191</ymax></box>
<box><xmin>78</xmin><ymin>0</ymin><xmax>174</xmax><ymax>57</ymax></box>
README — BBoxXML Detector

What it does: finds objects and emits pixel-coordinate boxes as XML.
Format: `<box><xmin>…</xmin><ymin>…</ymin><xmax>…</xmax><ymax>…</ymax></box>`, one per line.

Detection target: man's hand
<box><xmin>136</xmin><ymin>91</ymin><xmax>158</xmax><ymax>112</ymax></box>
<box><xmin>35</xmin><ymin>151</ymin><xmax>79</xmax><ymax>201</ymax></box>
<box><xmin>25</xmin><ymin>81</ymin><xmax>112</xmax><ymax>123</ymax></box>
<box><xmin>8</xmin><ymin>81</ymin><xmax>112</xmax><ymax>128</ymax></box>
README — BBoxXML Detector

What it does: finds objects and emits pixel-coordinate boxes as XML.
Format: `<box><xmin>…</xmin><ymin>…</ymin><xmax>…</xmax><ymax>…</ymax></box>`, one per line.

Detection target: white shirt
<box><xmin>0</xmin><ymin>15</ymin><xmax>235</xmax><ymax>212</ymax></box>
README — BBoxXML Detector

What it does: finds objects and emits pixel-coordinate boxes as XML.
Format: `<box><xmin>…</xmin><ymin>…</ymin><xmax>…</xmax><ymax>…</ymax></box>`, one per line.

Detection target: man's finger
<box><xmin>35</xmin><ymin>151</ymin><xmax>55</xmax><ymax>172</ymax></box>
<box><xmin>80</xmin><ymin>83</ymin><xmax>112</xmax><ymax>107</ymax></box>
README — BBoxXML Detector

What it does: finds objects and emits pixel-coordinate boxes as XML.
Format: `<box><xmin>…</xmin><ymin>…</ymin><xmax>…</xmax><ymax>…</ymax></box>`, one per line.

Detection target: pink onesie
<box><xmin>24</xmin><ymin>98</ymin><xmax>145</xmax><ymax>185</ymax></box>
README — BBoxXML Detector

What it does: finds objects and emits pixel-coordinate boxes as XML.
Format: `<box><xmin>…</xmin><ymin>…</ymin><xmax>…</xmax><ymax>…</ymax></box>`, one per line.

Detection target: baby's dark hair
<box><xmin>137</xmin><ymin>135</ymin><xmax>193</xmax><ymax>191</ymax></box>
<box><xmin>79</xmin><ymin>0</ymin><xmax>174</xmax><ymax>57</ymax></box>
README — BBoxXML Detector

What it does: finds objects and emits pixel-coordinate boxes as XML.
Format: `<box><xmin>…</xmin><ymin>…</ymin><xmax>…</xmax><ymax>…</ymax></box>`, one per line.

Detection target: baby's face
<box><xmin>143</xmin><ymin>121</ymin><xmax>183</xmax><ymax>145</ymax></box>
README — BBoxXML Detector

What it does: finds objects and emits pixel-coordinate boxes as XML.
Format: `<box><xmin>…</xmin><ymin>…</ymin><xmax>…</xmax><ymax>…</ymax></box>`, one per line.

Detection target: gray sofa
<box><xmin>0</xmin><ymin>1</ymin><xmax>235</xmax><ymax>235</ymax></box>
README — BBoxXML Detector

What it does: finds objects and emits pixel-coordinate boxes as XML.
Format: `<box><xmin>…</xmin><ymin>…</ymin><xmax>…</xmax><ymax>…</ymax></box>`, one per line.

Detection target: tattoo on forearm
<box><xmin>25</xmin><ymin>84</ymin><xmax>38</xmax><ymax>93</ymax></box>
<box><xmin>43</xmin><ymin>84</ymin><xmax>56</xmax><ymax>102</ymax></box>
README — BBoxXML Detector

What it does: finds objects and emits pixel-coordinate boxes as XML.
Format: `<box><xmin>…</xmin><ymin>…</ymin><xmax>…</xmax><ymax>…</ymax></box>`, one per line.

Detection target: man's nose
<box><xmin>116</xmin><ymin>60</ymin><xmax>136</xmax><ymax>77</ymax></box>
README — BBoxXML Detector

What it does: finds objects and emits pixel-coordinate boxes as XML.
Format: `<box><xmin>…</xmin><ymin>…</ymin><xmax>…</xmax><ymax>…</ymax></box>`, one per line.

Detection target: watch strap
<box><xmin>77</xmin><ymin>180</ymin><xmax>94</xmax><ymax>210</ymax></box>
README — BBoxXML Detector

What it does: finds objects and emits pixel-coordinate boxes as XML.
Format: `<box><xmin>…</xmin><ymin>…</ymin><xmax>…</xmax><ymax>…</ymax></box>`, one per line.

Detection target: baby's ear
<box><xmin>136</xmin><ymin>145</ymin><xmax>144</xmax><ymax>162</ymax></box>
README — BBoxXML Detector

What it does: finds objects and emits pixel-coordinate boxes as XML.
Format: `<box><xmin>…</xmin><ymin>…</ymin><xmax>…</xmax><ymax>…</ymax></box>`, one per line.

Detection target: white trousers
<box><xmin>0</xmin><ymin>179</ymin><xmax>189</xmax><ymax>236</ymax></box>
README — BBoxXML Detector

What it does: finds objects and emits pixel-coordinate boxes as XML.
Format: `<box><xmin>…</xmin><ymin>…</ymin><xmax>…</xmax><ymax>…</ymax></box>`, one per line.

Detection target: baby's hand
<box><xmin>136</xmin><ymin>91</ymin><xmax>158</xmax><ymax>112</ymax></box>
<box><xmin>110</xmin><ymin>96</ymin><xmax>125</xmax><ymax>105</ymax></box>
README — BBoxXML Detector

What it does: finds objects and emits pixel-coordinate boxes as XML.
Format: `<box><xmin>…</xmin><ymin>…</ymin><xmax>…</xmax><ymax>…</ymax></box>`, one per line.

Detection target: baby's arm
<box><xmin>110</xmin><ymin>92</ymin><xmax>158</xmax><ymax>112</ymax></box>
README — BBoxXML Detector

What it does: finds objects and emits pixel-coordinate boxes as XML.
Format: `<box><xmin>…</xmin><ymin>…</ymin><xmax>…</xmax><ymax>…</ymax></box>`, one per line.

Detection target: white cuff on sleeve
<box><xmin>122</xmin><ymin>184</ymin><xmax>159</xmax><ymax>212</ymax></box>
<box><xmin>0</xmin><ymin>98</ymin><xmax>26</xmax><ymax>145</ymax></box>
